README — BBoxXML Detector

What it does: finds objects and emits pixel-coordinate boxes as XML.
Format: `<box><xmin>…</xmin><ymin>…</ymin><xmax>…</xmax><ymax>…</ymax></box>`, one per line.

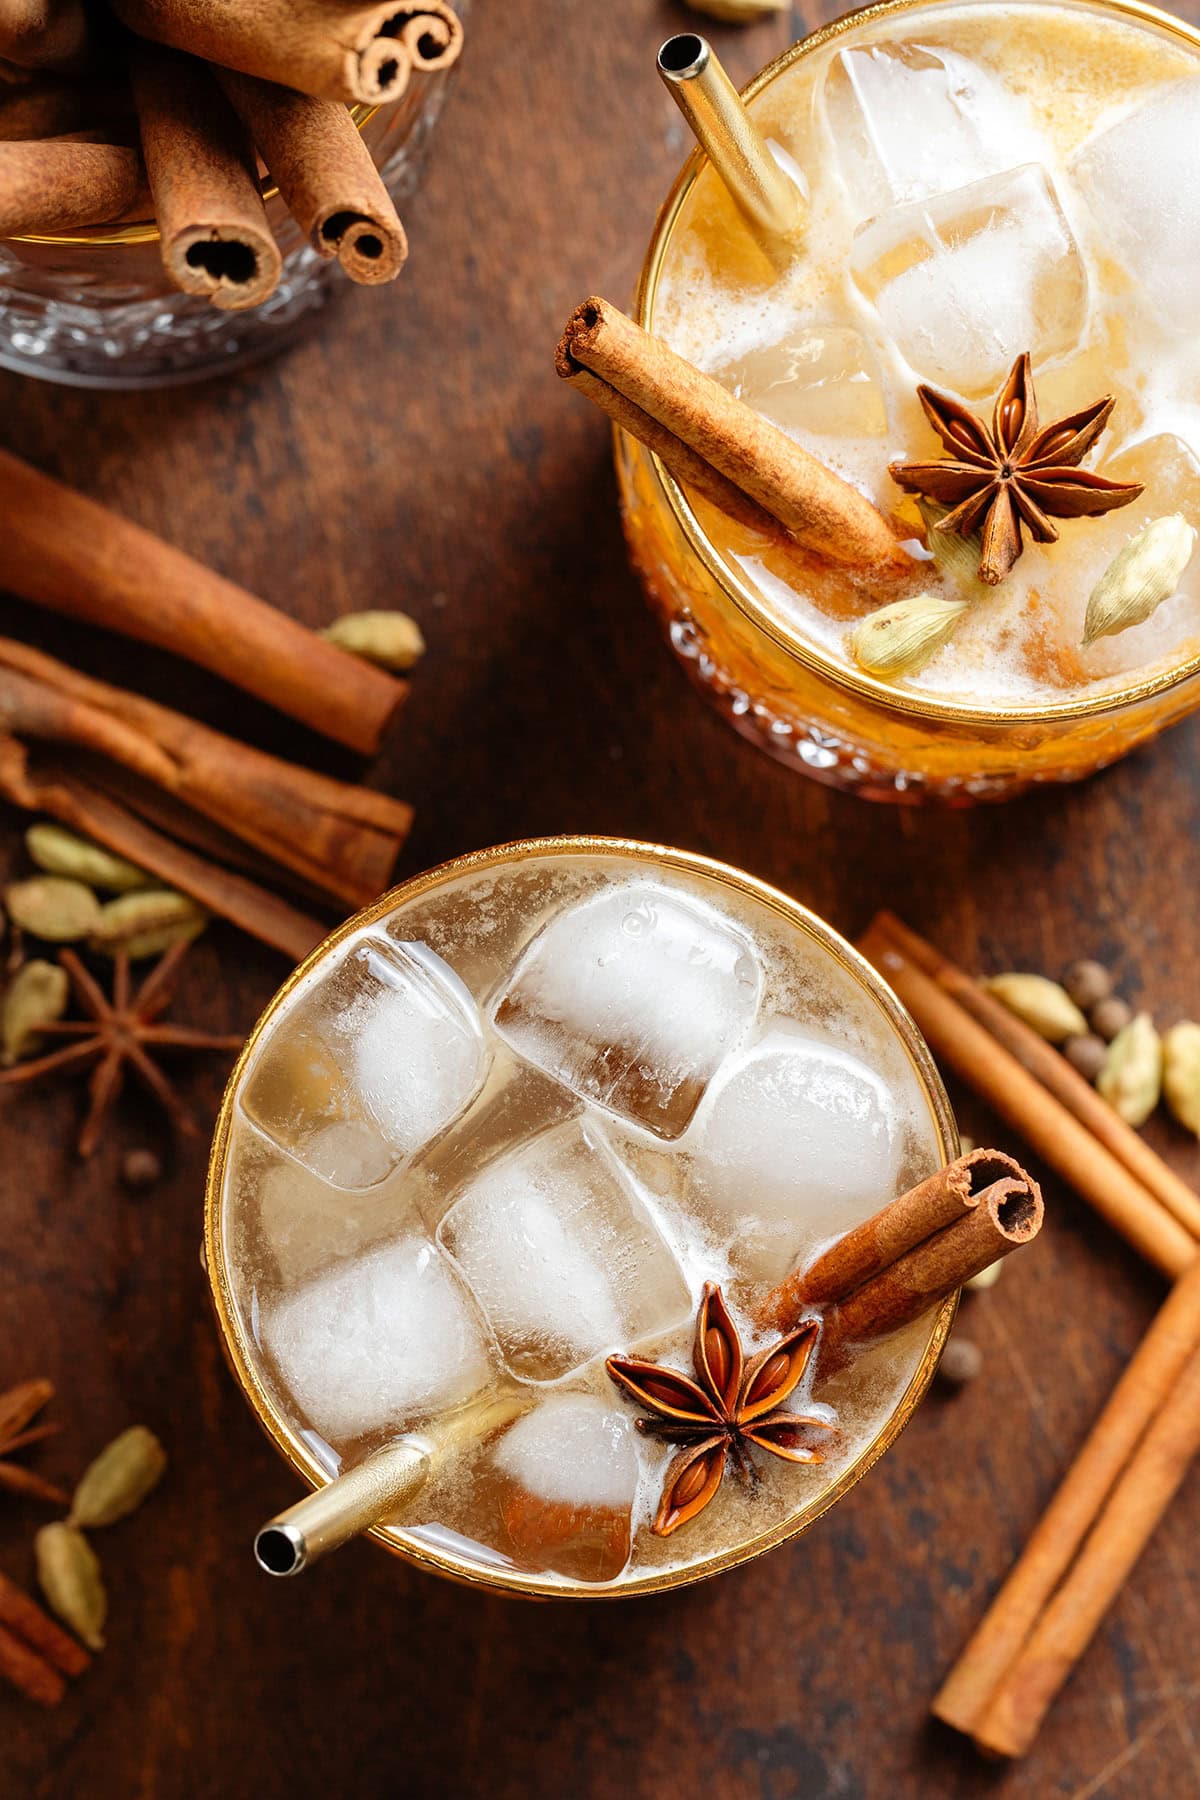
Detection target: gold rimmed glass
<box><xmin>0</xmin><ymin>8</ymin><xmax>469</xmax><ymax>388</ymax></box>
<box><xmin>205</xmin><ymin>835</ymin><xmax>958</xmax><ymax>1600</ymax></box>
<box><xmin>619</xmin><ymin>0</ymin><xmax>1200</xmax><ymax>802</ymax></box>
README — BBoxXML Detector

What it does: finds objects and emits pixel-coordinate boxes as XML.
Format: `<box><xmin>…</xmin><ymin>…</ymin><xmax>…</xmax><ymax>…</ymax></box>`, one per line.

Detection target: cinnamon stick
<box><xmin>0</xmin><ymin>1568</ymin><xmax>89</xmax><ymax>1677</ymax></box>
<box><xmin>974</xmin><ymin>1341</ymin><xmax>1200</xmax><ymax>1757</ymax></box>
<box><xmin>876</xmin><ymin>912</ymin><xmax>1200</xmax><ymax>1243</ymax></box>
<box><xmin>821</xmin><ymin>1174</ymin><xmax>1041</xmax><ymax>1352</ymax></box>
<box><xmin>0</xmin><ymin>638</ymin><xmax>412</xmax><ymax>908</ymax></box>
<box><xmin>0</xmin><ymin>1619</ymin><xmax>64</xmax><ymax>1705</ymax></box>
<box><xmin>111</xmin><ymin>0</ymin><xmax>463</xmax><ymax>106</ymax></box>
<box><xmin>0</xmin><ymin>136</ymin><xmax>145</xmax><ymax>233</ymax></box>
<box><xmin>0</xmin><ymin>445</ymin><xmax>406</xmax><ymax>756</ymax></box>
<box><xmin>218</xmin><ymin>69</ymin><xmax>406</xmax><ymax>284</ymax></box>
<box><xmin>934</xmin><ymin>1258</ymin><xmax>1200</xmax><ymax>1753</ymax></box>
<box><xmin>763</xmin><ymin>1147</ymin><xmax>1030</xmax><ymax>1325</ymax></box>
<box><xmin>131</xmin><ymin>43</ymin><xmax>280</xmax><ymax>310</ymax></box>
<box><xmin>858</xmin><ymin>921</ymin><xmax>1196</xmax><ymax>1280</ymax></box>
<box><xmin>0</xmin><ymin>735</ymin><xmax>326</xmax><ymax>961</ymax></box>
<box><xmin>0</xmin><ymin>72</ymin><xmax>99</xmax><ymax>138</ymax></box>
<box><xmin>556</xmin><ymin>297</ymin><xmax>911</xmax><ymax>574</ymax></box>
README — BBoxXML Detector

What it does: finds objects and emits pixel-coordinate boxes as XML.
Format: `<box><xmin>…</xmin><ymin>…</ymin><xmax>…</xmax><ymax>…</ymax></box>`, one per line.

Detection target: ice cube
<box><xmin>1071</xmin><ymin>79</ymin><xmax>1200</xmax><ymax>337</ymax></box>
<box><xmin>241</xmin><ymin>937</ymin><xmax>487</xmax><ymax>1188</ymax></box>
<box><xmin>259</xmin><ymin>1237</ymin><xmax>493</xmax><ymax>1444</ymax></box>
<box><xmin>235</xmin><ymin>1128</ymin><xmax>407</xmax><ymax>1288</ymax></box>
<box><xmin>823</xmin><ymin>42</ymin><xmax>1042</xmax><ymax>219</ymax></box>
<box><xmin>493</xmin><ymin>1392</ymin><xmax>638</xmax><ymax>1583</ymax></box>
<box><xmin>687</xmin><ymin>1028</ymin><xmax>902</xmax><ymax>1283</ymax></box>
<box><xmin>718</xmin><ymin>325</ymin><xmax>887</xmax><ymax>442</ymax></box>
<box><xmin>493</xmin><ymin>879</ymin><xmax>761</xmax><ymax>1139</ymax></box>
<box><xmin>437</xmin><ymin>1119</ymin><xmax>691</xmax><ymax>1381</ymax></box>
<box><xmin>851</xmin><ymin>165</ymin><xmax>1089</xmax><ymax>396</ymax></box>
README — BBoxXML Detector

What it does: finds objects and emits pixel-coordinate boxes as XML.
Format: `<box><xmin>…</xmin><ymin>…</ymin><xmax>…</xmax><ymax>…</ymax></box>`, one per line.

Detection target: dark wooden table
<box><xmin>4</xmin><ymin>3</ymin><xmax>1199</xmax><ymax>1795</ymax></box>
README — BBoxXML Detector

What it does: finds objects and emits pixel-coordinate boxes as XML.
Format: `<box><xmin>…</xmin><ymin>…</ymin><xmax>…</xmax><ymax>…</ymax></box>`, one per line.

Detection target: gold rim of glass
<box><xmin>9</xmin><ymin>104</ymin><xmax>378</xmax><ymax>247</ymax></box>
<box><xmin>633</xmin><ymin>0</ymin><xmax>1200</xmax><ymax>728</ymax></box>
<box><xmin>204</xmin><ymin>834</ymin><xmax>959</xmax><ymax>1601</ymax></box>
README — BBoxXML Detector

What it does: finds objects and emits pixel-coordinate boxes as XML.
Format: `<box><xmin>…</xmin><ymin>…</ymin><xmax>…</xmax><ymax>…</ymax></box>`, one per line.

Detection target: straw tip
<box><xmin>254</xmin><ymin>1523</ymin><xmax>306</xmax><ymax>1577</ymax></box>
<box><xmin>658</xmin><ymin>33</ymin><xmax>710</xmax><ymax>81</ymax></box>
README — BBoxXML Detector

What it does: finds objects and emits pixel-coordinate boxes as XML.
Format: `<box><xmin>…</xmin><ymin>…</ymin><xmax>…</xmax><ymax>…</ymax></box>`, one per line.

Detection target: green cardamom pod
<box><xmin>88</xmin><ymin>890</ymin><xmax>208</xmax><ymax>961</ymax></box>
<box><xmin>984</xmin><ymin>973</ymin><xmax>1089</xmax><ymax>1043</ymax></box>
<box><xmin>1097</xmin><ymin>1013</ymin><xmax>1163</xmax><ymax>1127</ymax></box>
<box><xmin>68</xmin><ymin>1425</ymin><xmax>167</xmax><ymax>1529</ymax></box>
<box><xmin>25</xmin><ymin>824</ymin><xmax>151</xmax><ymax>894</ymax></box>
<box><xmin>1162</xmin><ymin>1021</ymin><xmax>1200</xmax><ymax>1138</ymax></box>
<box><xmin>1</xmin><ymin>958</ymin><xmax>69</xmax><ymax>1066</ymax></box>
<box><xmin>1083</xmin><ymin>515</ymin><xmax>1197</xmax><ymax>646</ymax></box>
<box><xmin>917</xmin><ymin>499</ymin><xmax>990</xmax><ymax>598</ymax></box>
<box><xmin>849</xmin><ymin>593</ymin><xmax>968</xmax><ymax>677</ymax></box>
<box><xmin>5</xmin><ymin>876</ymin><xmax>101</xmax><ymax>943</ymax></box>
<box><xmin>320</xmin><ymin>610</ymin><xmax>426</xmax><ymax>672</ymax></box>
<box><xmin>35</xmin><ymin>1523</ymin><xmax>106</xmax><ymax>1652</ymax></box>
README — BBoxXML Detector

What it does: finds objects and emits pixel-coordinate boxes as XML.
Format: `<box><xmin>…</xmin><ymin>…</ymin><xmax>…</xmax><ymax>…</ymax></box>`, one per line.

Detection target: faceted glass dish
<box><xmin>0</xmin><ymin>0</ymin><xmax>468</xmax><ymax>389</ymax></box>
<box><xmin>204</xmin><ymin>837</ymin><xmax>959</xmax><ymax>1601</ymax></box>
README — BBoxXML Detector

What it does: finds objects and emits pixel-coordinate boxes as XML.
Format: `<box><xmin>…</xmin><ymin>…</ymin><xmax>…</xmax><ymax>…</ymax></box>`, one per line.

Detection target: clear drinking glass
<box><xmin>205</xmin><ymin>837</ymin><xmax>958</xmax><ymax>1599</ymax></box>
<box><xmin>619</xmin><ymin>0</ymin><xmax>1200</xmax><ymax>801</ymax></box>
<box><xmin>0</xmin><ymin>2</ymin><xmax>469</xmax><ymax>388</ymax></box>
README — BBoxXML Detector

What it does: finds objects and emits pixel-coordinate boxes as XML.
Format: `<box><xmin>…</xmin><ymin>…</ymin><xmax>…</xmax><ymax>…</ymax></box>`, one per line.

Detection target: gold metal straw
<box><xmin>253</xmin><ymin>1392</ymin><xmax>530</xmax><ymax>1577</ymax></box>
<box><xmin>657</xmin><ymin>33</ymin><xmax>804</xmax><ymax>247</ymax></box>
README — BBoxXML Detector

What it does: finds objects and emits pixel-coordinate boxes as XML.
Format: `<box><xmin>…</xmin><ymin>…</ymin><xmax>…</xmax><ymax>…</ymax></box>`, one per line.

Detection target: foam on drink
<box><xmin>651</xmin><ymin>2</ymin><xmax>1200</xmax><ymax>706</ymax></box>
<box><xmin>219</xmin><ymin>848</ymin><xmax>948</xmax><ymax>1590</ymax></box>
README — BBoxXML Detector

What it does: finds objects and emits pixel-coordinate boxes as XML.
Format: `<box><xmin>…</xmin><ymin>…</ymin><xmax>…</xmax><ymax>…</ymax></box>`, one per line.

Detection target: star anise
<box><xmin>0</xmin><ymin>1379</ymin><xmax>67</xmax><ymax>1506</ymax></box>
<box><xmin>889</xmin><ymin>353</ymin><xmax>1143</xmax><ymax>587</ymax></box>
<box><xmin>0</xmin><ymin>942</ymin><xmax>242</xmax><ymax>1157</ymax></box>
<box><xmin>606</xmin><ymin>1283</ymin><xmax>832</xmax><ymax>1536</ymax></box>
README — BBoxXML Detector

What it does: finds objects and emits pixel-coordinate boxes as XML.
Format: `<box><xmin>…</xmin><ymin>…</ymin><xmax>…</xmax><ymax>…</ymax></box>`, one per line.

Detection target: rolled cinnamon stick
<box><xmin>0</xmin><ymin>136</ymin><xmax>145</xmax><ymax>234</ymax></box>
<box><xmin>762</xmin><ymin>1147</ymin><xmax>1029</xmax><ymax>1329</ymax></box>
<box><xmin>131</xmin><ymin>43</ymin><xmax>280</xmax><ymax>310</ymax></box>
<box><xmin>556</xmin><ymin>297</ymin><xmax>911</xmax><ymax>574</ymax></box>
<box><xmin>0</xmin><ymin>446</ymin><xmax>406</xmax><ymax>756</ymax></box>
<box><xmin>976</xmin><ymin>1331</ymin><xmax>1200</xmax><ymax>1757</ymax></box>
<box><xmin>821</xmin><ymin>1175</ymin><xmax>1042</xmax><ymax>1353</ymax></box>
<box><xmin>934</xmin><ymin>1258</ymin><xmax>1200</xmax><ymax>1750</ymax></box>
<box><xmin>0</xmin><ymin>1619</ymin><xmax>64</xmax><ymax>1706</ymax></box>
<box><xmin>0</xmin><ymin>638</ymin><xmax>412</xmax><ymax>909</ymax></box>
<box><xmin>111</xmin><ymin>0</ymin><xmax>463</xmax><ymax>106</ymax></box>
<box><xmin>875</xmin><ymin>913</ymin><xmax>1200</xmax><ymax>1243</ymax></box>
<box><xmin>0</xmin><ymin>735</ymin><xmax>326</xmax><ymax>962</ymax></box>
<box><xmin>858</xmin><ymin>922</ymin><xmax>1196</xmax><ymax>1280</ymax></box>
<box><xmin>0</xmin><ymin>1568</ymin><xmax>89</xmax><ymax>1678</ymax></box>
<box><xmin>0</xmin><ymin>72</ymin><xmax>97</xmax><ymax>138</ymax></box>
<box><xmin>218</xmin><ymin>69</ymin><xmax>406</xmax><ymax>285</ymax></box>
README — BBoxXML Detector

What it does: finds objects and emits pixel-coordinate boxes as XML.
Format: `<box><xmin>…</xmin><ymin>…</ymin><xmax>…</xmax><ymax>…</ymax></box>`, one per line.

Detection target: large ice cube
<box><xmin>493</xmin><ymin>879</ymin><xmax>761</xmax><ymax>1139</ymax></box>
<box><xmin>233</xmin><ymin>1127</ymin><xmax>410</xmax><ymax>1288</ymax></box>
<box><xmin>823</xmin><ymin>42</ymin><xmax>1042</xmax><ymax>219</ymax></box>
<box><xmin>1071</xmin><ymin>78</ymin><xmax>1200</xmax><ymax>338</ymax></box>
<box><xmin>687</xmin><ymin>1028</ymin><xmax>902</xmax><ymax>1282</ymax></box>
<box><xmin>241</xmin><ymin>937</ymin><xmax>487</xmax><ymax>1188</ymax></box>
<box><xmin>437</xmin><ymin>1119</ymin><xmax>691</xmax><ymax>1381</ymax></box>
<box><xmin>493</xmin><ymin>1392</ymin><xmax>638</xmax><ymax>1583</ymax></box>
<box><xmin>851</xmin><ymin>165</ymin><xmax>1088</xmax><ymax>396</ymax></box>
<box><xmin>260</xmin><ymin>1237</ymin><xmax>493</xmax><ymax>1443</ymax></box>
<box><xmin>718</xmin><ymin>325</ymin><xmax>887</xmax><ymax>443</ymax></box>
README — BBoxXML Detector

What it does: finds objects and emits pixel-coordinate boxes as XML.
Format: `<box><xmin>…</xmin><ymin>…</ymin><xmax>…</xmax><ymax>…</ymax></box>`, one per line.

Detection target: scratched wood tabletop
<box><xmin>3</xmin><ymin>2</ymin><xmax>1199</xmax><ymax>1795</ymax></box>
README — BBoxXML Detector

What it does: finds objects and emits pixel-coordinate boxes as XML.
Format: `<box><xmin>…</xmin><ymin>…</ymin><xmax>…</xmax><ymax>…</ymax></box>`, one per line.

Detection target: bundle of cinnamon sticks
<box><xmin>858</xmin><ymin>911</ymin><xmax>1200</xmax><ymax>1759</ymax></box>
<box><xmin>0</xmin><ymin>445</ymin><xmax>415</xmax><ymax>960</ymax></box>
<box><xmin>0</xmin><ymin>0</ymin><xmax>463</xmax><ymax>306</ymax></box>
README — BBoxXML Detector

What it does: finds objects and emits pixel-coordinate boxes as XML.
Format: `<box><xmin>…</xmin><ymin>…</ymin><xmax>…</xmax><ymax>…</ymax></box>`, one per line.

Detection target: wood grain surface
<box><xmin>3</xmin><ymin>3</ymin><xmax>1199</xmax><ymax>1795</ymax></box>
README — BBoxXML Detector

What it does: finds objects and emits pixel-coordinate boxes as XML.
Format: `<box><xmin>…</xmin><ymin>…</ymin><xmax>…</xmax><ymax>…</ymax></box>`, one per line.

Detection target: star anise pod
<box><xmin>889</xmin><ymin>353</ymin><xmax>1143</xmax><ymax>587</ymax></box>
<box><xmin>606</xmin><ymin>1284</ymin><xmax>832</xmax><ymax>1536</ymax></box>
<box><xmin>0</xmin><ymin>942</ymin><xmax>242</xmax><ymax>1157</ymax></box>
<box><xmin>0</xmin><ymin>1379</ymin><xmax>67</xmax><ymax>1506</ymax></box>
